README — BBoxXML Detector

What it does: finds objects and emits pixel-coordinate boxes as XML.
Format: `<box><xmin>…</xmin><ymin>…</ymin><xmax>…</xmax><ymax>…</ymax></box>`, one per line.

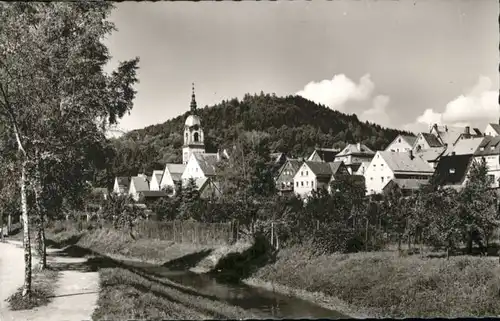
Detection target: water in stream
<box><xmin>121</xmin><ymin>259</ymin><xmax>348</xmax><ymax>319</ymax></box>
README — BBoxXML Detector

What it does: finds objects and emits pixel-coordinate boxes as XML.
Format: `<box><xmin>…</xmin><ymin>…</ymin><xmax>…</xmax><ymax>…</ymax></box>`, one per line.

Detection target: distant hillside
<box><xmin>101</xmin><ymin>93</ymin><xmax>413</xmax><ymax>187</ymax></box>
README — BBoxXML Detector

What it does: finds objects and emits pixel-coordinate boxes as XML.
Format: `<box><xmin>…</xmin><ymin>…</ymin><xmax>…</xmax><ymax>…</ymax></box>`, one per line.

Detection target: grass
<box><xmin>6</xmin><ymin>268</ymin><xmax>60</xmax><ymax>311</ymax></box>
<box><xmin>251</xmin><ymin>244</ymin><xmax>500</xmax><ymax>318</ymax></box>
<box><xmin>93</xmin><ymin>267</ymin><xmax>261</xmax><ymax>320</ymax></box>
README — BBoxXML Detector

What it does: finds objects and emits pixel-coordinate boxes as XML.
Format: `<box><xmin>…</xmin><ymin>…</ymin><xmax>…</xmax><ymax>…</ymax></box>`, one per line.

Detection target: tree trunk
<box><xmin>397</xmin><ymin>235</ymin><xmax>402</xmax><ymax>251</ymax></box>
<box><xmin>8</xmin><ymin>213</ymin><xmax>12</xmax><ymax>234</ymax></box>
<box><xmin>33</xmin><ymin>166</ymin><xmax>47</xmax><ymax>270</ymax></box>
<box><xmin>21</xmin><ymin>161</ymin><xmax>32</xmax><ymax>297</ymax></box>
<box><xmin>1</xmin><ymin>209</ymin><xmax>4</xmax><ymax>243</ymax></box>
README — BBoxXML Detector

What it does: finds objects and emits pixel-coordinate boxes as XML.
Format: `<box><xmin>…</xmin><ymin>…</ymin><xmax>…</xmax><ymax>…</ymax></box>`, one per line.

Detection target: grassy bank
<box><xmin>45</xmin><ymin>224</ymin><xmax>260</xmax><ymax>320</ymax></box>
<box><xmin>93</xmin><ymin>266</ymin><xmax>263</xmax><ymax>320</ymax></box>
<box><xmin>7</xmin><ymin>268</ymin><xmax>60</xmax><ymax>311</ymax></box>
<box><xmin>250</xmin><ymin>244</ymin><xmax>500</xmax><ymax>318</ymax></box>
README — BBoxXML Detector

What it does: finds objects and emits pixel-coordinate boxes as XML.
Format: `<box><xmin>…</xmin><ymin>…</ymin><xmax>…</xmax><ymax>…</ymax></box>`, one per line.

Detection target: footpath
<box><xmin>0</xmin><ymin>240</ymin><xmax>99</xmax><ymax>321</ymax></box>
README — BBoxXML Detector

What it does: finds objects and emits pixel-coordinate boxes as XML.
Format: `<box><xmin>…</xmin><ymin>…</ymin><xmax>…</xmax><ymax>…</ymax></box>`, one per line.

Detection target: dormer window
<box><xmin>491</xmin><ymin>146</ymin><xmax>495</xmax><ymax>150</ymax></box>
<box><xmin>480</xmin><ymin>147</ymin><xmax>485</xmax><ymax>151</ymax></box>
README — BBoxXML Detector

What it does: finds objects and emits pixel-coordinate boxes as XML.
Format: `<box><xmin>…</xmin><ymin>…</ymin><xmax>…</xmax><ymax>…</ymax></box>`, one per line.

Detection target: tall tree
<box><xmin>0</xmin><ymin>2</ymin><xmax>139</xmax><ymax>295</ymax></box>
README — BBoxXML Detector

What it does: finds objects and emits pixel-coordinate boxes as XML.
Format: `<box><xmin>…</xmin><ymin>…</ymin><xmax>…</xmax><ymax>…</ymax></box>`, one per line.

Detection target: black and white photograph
<box><xmin>0</xmin><ymin>0</ymin><xmax>498</xmax><ymax>319</ymax></box>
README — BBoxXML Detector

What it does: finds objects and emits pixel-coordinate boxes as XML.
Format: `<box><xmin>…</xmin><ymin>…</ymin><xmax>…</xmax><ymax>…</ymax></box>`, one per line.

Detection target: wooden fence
<box><xmin>134</xmin><ymin>220</ymin><xmax>238</xmax><ymax>245</ymax></box>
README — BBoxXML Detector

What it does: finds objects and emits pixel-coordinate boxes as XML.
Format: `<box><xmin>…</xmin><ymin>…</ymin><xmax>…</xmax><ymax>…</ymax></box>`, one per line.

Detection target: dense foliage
<box><xmin>98</xmin><ymin>93</ymin><xmax>413</xmax><ymax>188</ymax></box>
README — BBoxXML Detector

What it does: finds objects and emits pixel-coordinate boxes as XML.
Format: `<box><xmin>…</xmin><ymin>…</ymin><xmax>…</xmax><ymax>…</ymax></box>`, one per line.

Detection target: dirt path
<box><xmin>0</xmin><ymin>241</ymin><xmax>99</xmax><ymax>321</ymax></box>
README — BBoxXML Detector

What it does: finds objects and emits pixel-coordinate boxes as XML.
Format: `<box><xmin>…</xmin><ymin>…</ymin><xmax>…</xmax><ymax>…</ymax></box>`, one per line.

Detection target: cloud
<box><xmin>296</xmin><ymin>74</ymin><xmax>374</xmax><ymax>110</ymax></box>
<box><xmin>414</xmin><ymin>76</ymin><xmax>498</xmax><ymax>127</ymax></box>
<box><xmin>360</xmin><ymin>95</ymin><xmax>391</xmax><ymax>127</ymax></box>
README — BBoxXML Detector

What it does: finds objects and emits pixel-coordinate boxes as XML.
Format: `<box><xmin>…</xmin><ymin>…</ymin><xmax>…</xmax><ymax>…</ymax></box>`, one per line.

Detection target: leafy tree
<box><xmin>459</xmin><ymin>158</ymin><xmax>499</xmax><ymax>253</ymax></box>
<box><xmin>0</xmin><ymin>2</ymin><xmax>139</xmax><ymax>295</ymax></box>
<box><xmin>178</xmin><ymin>178</ymin><xmax>202</xmax><ymax>221</ymax></box>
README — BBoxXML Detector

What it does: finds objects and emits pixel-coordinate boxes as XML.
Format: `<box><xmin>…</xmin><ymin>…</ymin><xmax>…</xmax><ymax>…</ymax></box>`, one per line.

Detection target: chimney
<box><xmin>465</xmin><ymin>126</ymin><xmax>470</xmax><ymax>135</ymax></box>
<box><xmin>357</xmin><ymin>142</ymin><xmax>361</xmax><ymax>151</ymax></box>
<box><xmin>445</xmin><ymin>125</ymin><xmax>448</xmax><ymax>132</ymax></box>
<box><xmin>409</xmin><ymin>149</ymin><xmax>414</xmax><ymax>160</ymax></box>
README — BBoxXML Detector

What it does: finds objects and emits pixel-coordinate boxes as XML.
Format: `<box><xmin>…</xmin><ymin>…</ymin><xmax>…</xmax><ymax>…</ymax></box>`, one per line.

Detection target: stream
<box><xmin>121</xmin><ymin>259</ymin><xmax>348</xmax><ymax>319</ymax></box>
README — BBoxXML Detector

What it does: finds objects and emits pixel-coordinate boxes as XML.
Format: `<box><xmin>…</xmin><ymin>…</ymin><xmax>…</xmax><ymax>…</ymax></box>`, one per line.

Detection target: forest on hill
<box><xmin>98</xmin><ymin>93</ymin><xmax>414</xmax><ymax>188</ymax></box>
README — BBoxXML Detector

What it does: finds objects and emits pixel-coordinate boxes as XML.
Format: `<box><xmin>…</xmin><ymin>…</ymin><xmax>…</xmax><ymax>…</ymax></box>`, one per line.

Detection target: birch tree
<box><xmin>0</xmin><ymin>2</ymin><xmax>139</xmax><ymax>296</ymax></box>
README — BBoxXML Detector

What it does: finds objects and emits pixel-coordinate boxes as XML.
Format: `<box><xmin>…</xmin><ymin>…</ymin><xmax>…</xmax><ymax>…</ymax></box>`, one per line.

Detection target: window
<box><xmin>381</xmin><ymin>177</ymin><xmax>384</xmax><ymax>183</ymax></box>
<box><xmin>492</xmin><ymin>146</ymin><xmax>495</xmax><ymax>150</ymax></box>
<box><xmin>449</xmin><ymin>168</ymin><xmax>455</xmax><ymax>174</ymax></box>
<box><xmin>301</xmin><ymin>171</ymin><xmax>303</xmax><ymax>176</ymax></box>
<box><xmin>480</xmin><ymin>147</ymin><xmax>485</xmax><ymax>151</ymax></box>
<box><xmin>193</xmin><ymin>132</ymin><xmax>199</xmax><ymax>142</ymax></box>
<box><xmin>398</xmin><ymin>138</ymin><xmax>402</xmax><ymax>143</ymax></box>
<box><xmin>301</xmin><ymin>181</ymin><xmax>304</xmax><ymax>186</ymax></box>
<box><xmin>305</xmin><ymin>171</ymin><xmax>308</xmax><ymax>175</ymax></box>
<box><xmin>370</xmin><ymin>177</ymin><xmax>373</xmax><ymax>180</ymax></box>
<box><xmin>311</xmin><ymin>180</ymin><xmax>314</xmax><ymax>187</ymax></box>
<box><xmin>296</xmin><ymin>181</ymin><xmax>299</xmax><ymax>187</ymax></box>
<box><xmin>306</xmin><ymin>181</ymin><xmax>309</xmax><ymax>186</ymax></box>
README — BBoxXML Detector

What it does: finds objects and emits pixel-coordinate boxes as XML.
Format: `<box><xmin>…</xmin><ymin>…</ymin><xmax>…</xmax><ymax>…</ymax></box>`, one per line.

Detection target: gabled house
<box><xmin>382</xmin><ymin>178</ymin><xmax>429</xmax><ymax>196</ymax></box>
<box><xmin>191</xmin><ymin>177</ymin><xmax>223</xmax><ymax>199</ymax></box>
<box><xmin>334</xmin><ymin>143</ymin><xmax>375</xmax><ymax>174</ymax></box>
<box><xmin>432</xmin><ymin>154</ymin><xmax>474</xmax><ymax>190</ymax></box>
<box><xmin>474</xmin><ymin>135</ymin><xmax>500</xmax><ymax>188</ymax></box>
<box><xmin>293</xmin><ymin>161</ymin><xmax>348</xmax><ymax>198</ymax></box>
<box><xmin>307</xmin><ymin>148</ymin><xmax>340</xmax><ymax>162</ymax></box>
<box><xmin>430</xmin><ymin>124</ymin><xmax>482</xmax><ymax>147</ymax></box>
<box><xmin>443</xmin><ymin>137</ymin><xmax>485</xmax><ymax>157</ymax></box>
<box><xmin>354</xmin><ymin>161</ymin><xmax>371</xmax><ymax>176</ymax></box>
<box><xmin>137</xmin><ymin>190</ymin><xmax>169</xmax><ymax>204</ymax></box>
<box><xmin>412</xmin><ymin>132</ymin><xmax>443</xmax><ymax>151</ymax></box>
<box><xmin>182</xmin><ymin>152</ymin><xmax>220</xmax><ymax>182</ymax></box>
<box><xmin>326</xmin><ymin>162</ymin><xmax>351</xmax><ymax>193</ymax></box>
<box><xmin>113</xmin><ymin>177</ymin><xmax>131</xmax><ymax>195</ymax></box>
<box><xmin>385</xmin><ymin>135</ymin><xmax>417</xmax><ymax>153</ymax></box>
<box><xmin>414</xmin><ymin>147</ymin><xmax>447</xmax><ymax>168</ymax></box>
<box><xmin>484</xmin><ymin>120</ymin><xmax>500</xmax><ymax>137</ymax></box>
<box><xmin>364</xmin><ymin>150</ymin><xmax>434</xmax><ymax>195</ymax></box>
<box><xmin>149</xmin><ymin>170</ymin><xmax>164</xmax><ymax>191</ymax></box>
<box><xmin>128</xmin><ymin>174</ymin><xmax>150</xmax><ymax>201</ymax></box>
<box><xmin>275</xmin><ymin>159</ymin><xmax>302</xmax><ymax>195</ymax></box>
<box><xmin>160</xmin><ymin>163</ymin><xmax>186</xmax><ymax>194</ymax></box>
<box><xmin>270</xmin><ymin>152</ymin><xmax>287</xmax><ymax>166</ymax></box>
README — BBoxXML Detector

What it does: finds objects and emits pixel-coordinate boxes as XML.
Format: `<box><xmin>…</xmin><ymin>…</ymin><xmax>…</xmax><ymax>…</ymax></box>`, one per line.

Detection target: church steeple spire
<box><xmin>190</xmin><ymin>83</ymin><xmax>197</xmax><ymax>114</ymax></box>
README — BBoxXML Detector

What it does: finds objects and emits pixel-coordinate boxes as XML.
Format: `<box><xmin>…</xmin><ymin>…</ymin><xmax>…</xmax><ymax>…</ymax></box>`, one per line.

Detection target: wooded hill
<box><xmin>101</xmin><ymin>93</ymin><xmax>413</xmax><ymax>187</ymax></box>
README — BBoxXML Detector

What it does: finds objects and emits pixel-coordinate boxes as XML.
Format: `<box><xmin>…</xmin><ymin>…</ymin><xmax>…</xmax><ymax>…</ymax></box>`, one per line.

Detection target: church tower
<box><xmin>182</xmin><ymin>83</ymin><xmax>205</xmax><ymax>164</ymax></box>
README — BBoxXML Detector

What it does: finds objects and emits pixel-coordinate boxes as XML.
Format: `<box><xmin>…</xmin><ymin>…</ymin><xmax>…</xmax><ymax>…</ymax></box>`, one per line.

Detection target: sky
<box><xmin>104</xmin><ymin>0</ymin><xmax>498</xmax><ymax>135</ymax></box>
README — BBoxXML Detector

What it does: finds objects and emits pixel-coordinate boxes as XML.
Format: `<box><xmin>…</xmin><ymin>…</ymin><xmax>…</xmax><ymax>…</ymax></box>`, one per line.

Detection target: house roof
<box><xmin>116</xmin><ymin>177</ymin><xmax>131</xmax><ymax>189</ymax></box>
<box><xmin>475</xmin><ymin>136</ymin><xmax>500</xmax><ymax>156</ymax></box>
<box><xmin>310</xmin><ymin>148</ymin><xmax>340</xmax><ymax>162</ymax></box>
<box><xmin>355</xmin><ymin>161</ymin><xmax>371</xmax><ymax>175</ymax></box>
<box><xmin>152</xmin><ymin>170</ymin><xmax>163</xmax><ymax>183</ymax></box>
<box><xmin>384</xmin><ymin>178</ymin><xmax>429</xmax><ymax>192</ymax></box>
<box><xmin>276</xmin><ymin>159</ymin><xmax>302</xmax><ymax>179</ymax></box>
<box><xmin>131</xmin><ymin>176</ymin><xmax>149</xmax><ymax>192</ymax></box>
<box><xmin>337</xmin><ymin>143</ymin><xmax>375</xmax><ymax>157</ymax></box>
<box><xmin>444</xmin><ymin>137</ymin><xmax>485</xmax><ymax>156</ymax></box>
<box><xmin>414</xmin><ymin>147</ymin><xmax>446</xmax><ymax>162</ymax></box>
<box><xmin>270</xmin><ymin>152</ymin><xmax>285</xmax><ymax>163</ymax></box>
<box><xmin>388</xmin><ymin>135</ymin><xmax>417</xmax><ymax>148</ymax></box>
<box><xmin>194</xmin><ymin>153</ymin><xmax>219</xmax><ymax>176</ymax></box>
<box><xmin>328</xmin><ymin>161</ymin><xmax>347</xmax><ymax>175</ymax></box>
<box><xmin>488</xmin><ymin>123</ymin><xmax>500</xmax><ymax>135</ymax></box>
<box><xmin>432</xmin><ymin>125</ymin><xmax>479</xmax><ymax>146</ymax></box>
<box><xmin>420</xmin><ymin>133</ymin><xmax>443</xmax><ymax>148</ymax></box>
<box><xmin>165</xmin><ymin>163</ymin><xmax>186</xmax><ymax>181</ymax></box>
<box><xmin>434</xmin><ymin>154</ymin><xmax>474</xmax><ymax>185</ymax></box>
<box><xmin>304</xmin><ymin>161</ymin><xmax>335</xmax><ymax>177</ymax></box>
<box><xmin>379</xmin><ymin>151</ymin><xmax>434</xmax><ymax>174</ymax></box>
<box><xmin>139</xmin><ymin>190</ymin><xmax>168</xmax><ymax>198</ymax></box>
